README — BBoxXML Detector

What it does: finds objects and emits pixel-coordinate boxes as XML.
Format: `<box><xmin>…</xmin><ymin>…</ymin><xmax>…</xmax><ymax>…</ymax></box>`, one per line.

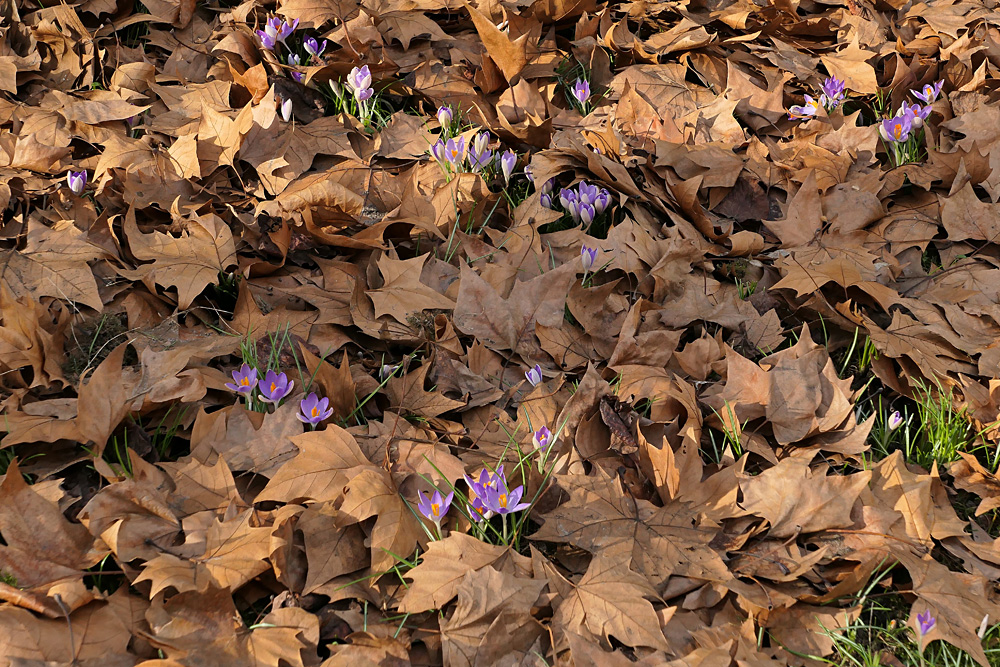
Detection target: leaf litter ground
<box><xmin>4</xmin><ymin>0</ymin><xmax>1000</xmax><ymax>664</ymax></box>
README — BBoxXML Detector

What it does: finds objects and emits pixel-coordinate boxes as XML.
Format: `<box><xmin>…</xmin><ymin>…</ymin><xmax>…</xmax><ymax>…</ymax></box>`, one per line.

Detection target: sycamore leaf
<box><xmin>548</xmin><ymin>554</ymin><xmax>670</xmax><ymax>651</ymax></box>
<box><xmin>740</xmin><ymin>457</ymin><xmax>871</xmax><ymax>538</ymax></box>
<box><xmin>532</xmin><ymin>467</ymin><xmax>731</xmax><ymax>587</ymax></box>
<box><xmin>338</xmin><ymin>467</ymin><xmax>423</xmax><ymax>572</ymax></box>
<box><xmin>400</xmin><ymin>532</ymin><xmax>532</xmax><ymax>613</ymax></box>
<box><xmin>122</xmin><ymin>213</ymin><xmax>237</xmax><ymax>310</ymax></box>
<box><xmin>368</xmin><ymin>254</ymin><xmax>456</xmax><ymax>323</ymax></box>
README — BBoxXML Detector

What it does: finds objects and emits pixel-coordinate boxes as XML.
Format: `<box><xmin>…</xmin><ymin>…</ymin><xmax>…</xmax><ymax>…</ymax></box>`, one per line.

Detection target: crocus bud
<box><xmin>473</xmin><ymin>131</ymin><xmax>490</xmax><ymax>156</ymax></box>
<box><xmin>436</xmin><ymin>105</ymin><xmax>453</xmax><ymax>128</ymax></box>
<box><xmin>888</xmin><ymin>411</ymin><xmax>902</xmax><ymax>431</ymax></box>
<box><xmin>559</xmin><ymin>188</ymin><xmax>577</xmax><ymax>209</ymax></box>
<box><xmin>280</xmin><ymin>97</ymin><xmax>292</xmax><ymax>122</ymax></box>
<box><xmin>66</xmin><ymin>170</ymin><xmax>87</xmax><ymax>195</ymax></box>
<box><xmin>499</xmin><ymin>150</ymin><xmax>516</xmax><ymax>184</ymax></box>
<box><xmin>430</xmin><ymin>139</ymin><xmax>447</xmax><ymax>165</ymax></box>
<box><xmin>567</xmin><ymin>199</ymin><xmax>581</xmax><ymax>222</ymax></box>
<box><xmin>540</xmin><ymin>193</ymin><xmax>553</xmax><ymax>209</ymax></box>
<box><xmin>304</xmin><ymin>37</ymin><xmax>326</xmax><ymax>58</ymax></box>
<box><xmin>524</xmin><ymin>164</ymin><xmax>534</xmax><ymax>184</ymax></box>
<box><xmin>594</xmin><ymin>190</ymin><xmax>610</xmax><ymax>214</ymax></box>
<box><xmin>581</xmin><ymin>245</ymin><xmax>598</xmax><ymax>273</ymax></box>
<box><xmin>578</xmin><ymin>181</ymin><xmax>599</xmax><ymax>205</ymax></box>
<box><xmin>525</xmin><ymin>364</ymin><xmax>543</xmax><ymax>386</ymax></box>
<box><xmin>541</xmin><ymin>178</ymin><xmax>555</xmax><ymax>195</ymax></box>
<box><xmin>579</xmin><ymin>203</ymin><xmax>595</xmax><ymax>226</ymax></box>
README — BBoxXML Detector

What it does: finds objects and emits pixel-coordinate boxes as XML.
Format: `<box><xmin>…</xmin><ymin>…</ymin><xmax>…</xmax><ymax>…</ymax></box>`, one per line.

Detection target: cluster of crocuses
<box><xmin>256</xmin><ymin>17</ymin><xmax>298</xmax><ymax>51</ymax></box>
<box><xmin>327</xmin><ymin>65</ymin><xmax>377</xmax><ymax>128</ymax></box>
<box><xmin>415</xmin><ymin>423</ymin><xmax>558</xmax><ymax>539</ymax></box>
<box><xmin>256</xmin><ymin>15</ymin><xmax>328</xmax><ymax>87</ymax></box>
<box><xmin>788</xmin><ymin>75</ymin><xmax>847</xmax><ymax>120</ymax></box>
<box><xmin>536</xmin><ymin>180</ymin><xmax>611</xmax><ymax>227</ymax></box>
<box><xmin>429</xmin><ymin>114</ymin><xmax>518</xmax><ymax>184</ymax></box>
<box><xmin>878</xmin><ymin>80</ymin><xmax>943</xmax><ymax>167</ymax></box>
<box><xmin>225</xmin><ymin>363</ymin><xmax>334</xmax><ymax>426</ymax></box>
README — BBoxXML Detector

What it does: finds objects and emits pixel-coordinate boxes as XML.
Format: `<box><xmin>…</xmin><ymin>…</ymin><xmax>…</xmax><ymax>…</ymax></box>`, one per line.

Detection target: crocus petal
<box><xmin>500</xmin><ymin>150</ymin><xmax>516</xmax><ymax>183</ymax></box>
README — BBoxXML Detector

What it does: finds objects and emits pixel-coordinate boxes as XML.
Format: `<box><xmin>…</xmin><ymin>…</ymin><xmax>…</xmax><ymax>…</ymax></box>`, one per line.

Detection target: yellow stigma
<box><xmin>240</xmin><ymin>378</ymin><xmax>249</xmax><ymax>386</ymax></box>
<box><xmin>311</xmin><ymin>407</ymin><xmax>319</xmax><ymax>417</ymax></box>
<box><xmin>499</xmin><ymin>494</ymin><xmax>508</xmax><ymax>508</ymax></box>
<box><xmin>431</xmin><ymin>503</ymin><xmax>440</xmax><ymax>517</ymax></box>
<box><xmin>270</xmin><ymin>382</ymin><xmax>277</xmax><ymax>393</ymax></box>
<box><xmin>893</xmin><ymin>125</ymin><xmax>902</xmax><ymax>139</ymax></box>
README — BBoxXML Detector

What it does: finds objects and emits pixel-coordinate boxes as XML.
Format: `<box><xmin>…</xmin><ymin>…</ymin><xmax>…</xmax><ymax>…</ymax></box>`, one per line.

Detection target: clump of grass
<box><xmin>63</xmin><ymin>313</ymin><xmax>136</xmax><ymax>384</ymax></box>
<box><xmin>703</xmin><ymin>401</ymin><xmax>745</xmax><ymax>464</ymax></box>
<box><xmin>788</xmin><ymin>561</ymin><xmax>1000</xmax><ymax>666</ymax></box>
<box><xmin>910</xmin><ymin>380</ymin><xmax>970</xmax><ymax>470</ymax></box>
<box><xmin>737</xmin><ymin>277</ymin><xmax>758</xmax><ymax>300</ymax></box>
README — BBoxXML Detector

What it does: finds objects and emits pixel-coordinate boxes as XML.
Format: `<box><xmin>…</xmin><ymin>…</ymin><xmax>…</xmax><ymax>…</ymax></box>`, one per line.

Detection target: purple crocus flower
<box><xmin>819</xmin><ymin>76</ymin><xmax>846</xmax><ymax>110</ymax></box>
<box><xmin>579</xmin><ymin>203</ymin><xmax>595</xmax><ymax>226</ymax></box>
<box><xmin>532</xmin><ymin>426</ymin><xmax>552</xmax><ymax>452</ymax></box>
<box><xmin>572</xmin><ymin>78</ymin><xmax>591</xmax><ymax>106</ymax></box>
<box><xmin>258</xmin><ymin>370</ymin><xmax>294</xmax><ymax>404</ymax></box>
<box><xmin>567</xmin><ymin>198</ymin><xmax>582</xmax><ymax>222</ymax></box>
<box><xmin>280</xmin><ymin>97</ymin><xmax>292</xmax><ymax>122</ymax></box>
<box><xmin>888</xmin><ymin>411</ymin><xmax>903</xmax><ymax>431</ymax></box>
<box><xmin>541</xmin><ymin>178</ymin><xmax>556</xmax><ymax>195</ymax></box>
<box><xmin>443</xmin><ymin>136</ymin><xmax>465</xmax><ymax>168</ymax></box>
<box><xmin>499</xmin><ymin>150</ymin><xmax>516</xmax><ymax>184</ymax></box>
<box><xmin>417</xmin><ymin>489</ymin><xmax>453</xmax><ymax>528</ymax></box>
<box><xmin>379</xmin><ymin>363</ymin><xmax>398</xmax><ymax>381</ymax></box>
<box><xmin>297</xmin><ymin>392</ymin><xmax>334</xmax><ymax>425</ymax></box>
<box><xmin>900</xmin><ymin>100</ymin><xmax>930</xmax><ymax>128</ymax></box>
<box><xmin>287</xmin><ymin>54</ymin><xmax>304</xmax><ymax>83</ymax></box>
<box><xmin>466</xmin><ymin>465</ymin><xmax>506</xmax><ymax>498</ymax></box>
<box><xmin>594</xmin><ymin>189</ymin><xmax>610</xmax><ymax>214</ymax></box>
<box><xmin>540</xmin><ymin>192</ymin><xmax>553</xmax><ymax>209</ymax></box>
<box><xmin>558</xmin><ymin>187</ymin><xmax>578</xmax><ymax>210</ymax></box>
<box><xmin>524</xmin><ymin>164</ymin><xmax>534</xmax><ymax>185</ymax></box>
<box><xmin>430</xmin><ymin>139</ymin><xmax>447</xmax><ymax>166</ymax></box>
<box><xmin>468</xmin><ymin>143</ymin><xmax>493</xmax><ymax>173</ymax></box>
<box><xmin>303</xmin><ymin>36</ymin><xmax>326</xmax><ymax>58</ymax></box>
<box><xmin>465</xmin><ymin>466</ymin><xmax>506</xmax><ymax>522</ymax></box>
<box><xmin>481</xmin><ymin>481</ymin><xmax>531</xmax><ymax>515</ymax></box>
<box><xmin>581</xmin><ymin>245</ymin><xmax>598</xmax><ymax>273</ymax></box>
<box><xmin>525</xmin><ymin>364</ymin><xmax>543</xmax><ymax>386</ymax></box>
<box><xmin>67</xmin><ymin>170</ymin><xmax>87</xmax><ymax>195</ymax></box>
<box><xmin>436</xmin><ymin>105</ymin><xmax>453</xmax><ymax>128</ymax></box>
<box><xmin>912</xmin><ymin>80</ymin><xmax>944</xmax><ymax>104</ymax></box>
<box><xmin>916</xmin><ymin>610</ymin><xmax>936</xmax><ymax>636</ymax></box>
<box><xmin>256</xmin><ymin>29</ymin><xmax>276</xmax><ymax>50</ymax></box>
<box><xmin>225</xmin><ymin>363</ymin><xmax>258</xmax><ymax>395</ymax></box>
<box><xmin>577</xmin><ymin>181</ymin><xmax>599</xmax><ymax>206</ymax></box>
<box><xmin>347</xmin><ymin>65</ymin><xmax>373</xmax><ymax>102</ymax></box>
<box><xmin>274</xmin><ymin>17</ymin><xmax>298</xmax><ymax>42</ymax></box>
<box><xmin>472</xmin><ymin>131</ymin><xmax>490</xmax><ymax>156</ymax></box>
<box><xmin>788</xmin><ymin>94</ymin><xmax>820</xmax><ymax>120</ymax></box>
<box><xmin>468</xmin><ymin>496</ymin><xmax>491</xmax><ymax>522</ymax></box>
<box><xmin>879</xmin><ymin>115</ymin><xmax>912</xmax><ymax>143</ymax></box>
